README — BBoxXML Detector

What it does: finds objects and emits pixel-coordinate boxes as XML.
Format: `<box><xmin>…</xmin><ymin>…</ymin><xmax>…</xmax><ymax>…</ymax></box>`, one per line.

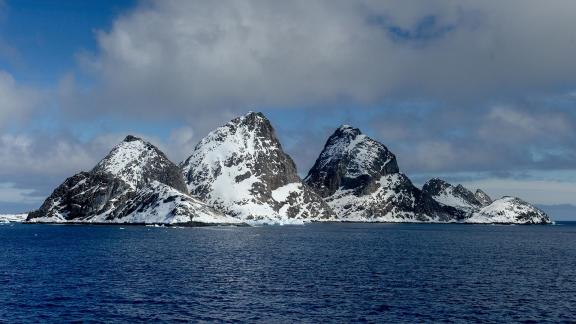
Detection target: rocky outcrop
<box><xmin>180</xmin><ymin>112</ymin><xmax>334</xmax><ymax>224</ymax></box>
<box><xmin>468</xmin><ymin>196</ymin><xmax>550</xmax><ymax>224</ymax></box>
<box><xmin>305</xmin><ymin>126</ymin><xmax>464</xmax><ymax>222</ymax></box>
<box><xmin>422</xmin><ymin>178</ymin><xmax>551</xmax><ymax>224</ymax></box>
<box><xmin>474</xmin><ymin>189</ymin><xmax>493</xmax><ymax>207</ymax></box>
<box><xmin>422</xmin><ymin>178</ymin><xmax>484</xmax><ymax>212</ymax></box>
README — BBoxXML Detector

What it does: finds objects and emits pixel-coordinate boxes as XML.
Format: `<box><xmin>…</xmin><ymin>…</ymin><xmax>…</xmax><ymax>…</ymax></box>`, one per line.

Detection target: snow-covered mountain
<box><xmin>23</xmin><ymin>112</ymin><xmax>552</xmax><ymax>226</ymax></box>
<box><xmin>181</xmin><ymin>112</ymin><xmax>335</xmax><ymax>224</ymax></box>
<box><xmin>422</xmin><ymin>179</ymin><xmax>551</xmax><ymax>224</ymax></box>
<box><xmin>304</xmin><ymin>126</ymin><xmax>464</xmax><ymax>222</ymax></box>
<box><xmin>27</xmin><ymin>136</ymin><xmax>239</xmax><ymax>225</ymax></box>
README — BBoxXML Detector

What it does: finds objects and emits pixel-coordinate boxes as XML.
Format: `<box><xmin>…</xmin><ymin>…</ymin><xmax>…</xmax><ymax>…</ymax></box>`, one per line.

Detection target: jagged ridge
<box><xmin>24</xmin><ymin>113</ymin><xmax>552</xmax><ymax>226</ymax></box>
<box><xmin>422</xmin><ymin>178</ymin><xmax>551</xmax><ymax>224</ymax></box>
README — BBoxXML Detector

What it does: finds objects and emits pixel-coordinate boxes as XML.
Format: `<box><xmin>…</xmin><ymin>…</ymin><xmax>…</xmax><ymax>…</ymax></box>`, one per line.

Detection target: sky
<box><xmin>0</xmin><ymin>0</ymin><xmax>575</xmax><ymax>219</ymax></box>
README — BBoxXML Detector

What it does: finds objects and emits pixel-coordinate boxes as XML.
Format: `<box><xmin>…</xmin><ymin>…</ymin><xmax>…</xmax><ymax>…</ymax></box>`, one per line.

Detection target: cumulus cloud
<box><xmin>58</xmin><ymin>0</ymin><xmax>576</xmax><ymax>175</ymax></box>
<box><xmin>63</xmin><ymin>0</ymin><xmax>576</xmax><ymax>123</ymax></box>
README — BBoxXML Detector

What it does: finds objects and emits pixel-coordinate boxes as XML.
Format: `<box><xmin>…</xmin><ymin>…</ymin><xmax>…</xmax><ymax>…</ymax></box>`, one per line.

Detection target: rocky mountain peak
<box><xmin>235</xmin><ymin>111</ymin><xmax>268</xmax><ymax>125</ymax></box>
<box><xmin>474</xmin><ymin>189</ymin><xmax>492</xmax><ymax>206</ymax></box>
<box><xmin>305</xmin><ymin>130</ymin><xmax>462</xmax><ymax>222</ymax></box>
<box><xmin>422</xmin><ymin>179</ymin><xmax>550</xmax><ymax>224</ymax></box>
<box><xmin>305</xmin><ymin>125</ymin><xmax>399</xmax><ymax>197</ymax></box>
<box><xmin>421</xmin><ymin>178</ymin><xmax>451</xmax><ymax>196</ymax></box>
<box><xmin>335</xmin><ymin>124</ymin><xmax>362</xmax><ymax>137</ymax></box>
<box><xmin>26</xmin><ymin>134</ymin><xmax>238</xmax><ymax>224</ymax></box>
<box><xmin>123</xmin><ymin>135</ymin><xmax>142</xmax><ymax>142</ymax></box>
<box><xmin>227</xmin><ymin>111</ymin><xmax>276</xmax><ymax>139</ymax></box>
<box><xmin>181</xmin><ymin>112</ymin><xmax>334</xmax><ymax>223</ymax></box>
<box><xmin>92</xmin><ymin>136</ymin><xmax>188</xmax><ymax>192</ymax></box>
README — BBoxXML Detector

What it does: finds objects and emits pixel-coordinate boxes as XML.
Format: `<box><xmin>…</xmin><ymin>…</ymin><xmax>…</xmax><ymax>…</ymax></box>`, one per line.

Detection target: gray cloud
<box><xmin>0</xmin><ymin>126</ymin><xmax>206</xmax><ymax>209</ymax></box>
<box><xmin>372</xmin><ymin>102</ymin><xmax>576</xmax><ymax>173</ymax></box>
<box><xmin>0</xmin><ymin>70</ymin><xmax>41</xmax><ymax>127</ymax></box>
<box><xmin>270</xmin><ymin>99</ymin><xmax>576</xmax><ymax>178</ymax></box>
<box><xmin>58</xmin><ymin>0</ymin><xmax>576</xmax><ymax>174</ymax></box>
<box><xmin>63</xmin><ymin>0</ymin><xmax>576</xmax><ymax>122</ymax></box>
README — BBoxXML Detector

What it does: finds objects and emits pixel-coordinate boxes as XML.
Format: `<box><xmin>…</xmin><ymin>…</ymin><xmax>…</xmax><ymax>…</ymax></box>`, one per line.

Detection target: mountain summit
<box><xmin>305</xmin><ymin>125</ymin><xmax>399</xmax><ymax>197</ymax></box>
<box><xmin>305</xmin><ymin>126</ymin><xmax>462</xmax><ymax>222</ymax></box>
<box><xmin>92</xmin><ymin>135</ymin><xmax>188</xmax><ymax>192</ymax></box>
<box><xmin>180</xmin><ymin>112</ymin><xmax>334</xmax><ymax>224</ymax></box>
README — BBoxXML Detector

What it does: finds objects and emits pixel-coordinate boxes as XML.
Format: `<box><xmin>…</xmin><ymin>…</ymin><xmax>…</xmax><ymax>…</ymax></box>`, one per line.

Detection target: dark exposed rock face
<box><xmin>27</xmin><ymin>136</ymin><xmax>231</xmax><ymax>224</ymax></box>
<box><xmin>28</xmin><ymin>172</ymin><xmax>133</xmax><ymax>221</ymax></box>
<box><xmin>474</xmin><ymin>189</ymin><xmax>493</xmax><ymax>207</ymax></box>
<box><xmin>422</xmin><ymin>178</ymin><xmax>483</xmax><ymax>212</ymax></box>
<box><xmin>305</xmin><ymin>125</ymin><xmax>399</xmax><ymax>198</ymax></box>
<box><xmin>305</xmin><ymin>126</ymin><xmax>463</xmax><ymax>222</ymax></box>
<box><xmin>180</xmin><ymin>112</ymin><xmax>334</xmax><ymax>223</ymax></box>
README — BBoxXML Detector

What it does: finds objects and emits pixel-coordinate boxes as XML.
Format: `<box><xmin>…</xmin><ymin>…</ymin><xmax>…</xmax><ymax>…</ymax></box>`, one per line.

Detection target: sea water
<box><xmin>1</xmin><ymin>222</ymin><xmax>575</xmax><ymax>322</ymax></box>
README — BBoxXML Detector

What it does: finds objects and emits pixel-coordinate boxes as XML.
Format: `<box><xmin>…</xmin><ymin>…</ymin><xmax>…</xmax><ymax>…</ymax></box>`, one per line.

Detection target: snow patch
<box><xmin>0</xmin><ymin>214</ymin><xmax>28</xmax><ymax>223</ymax></box>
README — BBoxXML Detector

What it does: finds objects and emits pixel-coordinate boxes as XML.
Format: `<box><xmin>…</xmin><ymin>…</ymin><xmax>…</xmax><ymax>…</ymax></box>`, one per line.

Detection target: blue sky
<box><xmin>0</xmin><ymin>0</ymin><xmax>575</xmax><ymax>219</ymax></box>
<box><xmin>0</xmin><ymin>1</ymin><xmax>136</xmax><ymax>83</ymax></box>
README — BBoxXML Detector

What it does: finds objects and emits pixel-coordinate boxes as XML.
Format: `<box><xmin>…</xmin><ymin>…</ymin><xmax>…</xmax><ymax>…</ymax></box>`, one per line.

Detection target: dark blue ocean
<box><xmin>1</xmin><ymin>222</ymin><xmax>575</xmax><ymax>322</ymax></box>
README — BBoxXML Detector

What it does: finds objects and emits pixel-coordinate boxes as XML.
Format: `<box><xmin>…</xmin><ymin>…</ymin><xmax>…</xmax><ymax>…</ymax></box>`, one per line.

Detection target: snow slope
<box><xmin>466</xmin><ymin>197</ymin><xmax>551</xmax><ymax>224</ymax></box>
<box><xmin>92</xmin><ymin>135</ymin><xmax>188</xmax><ymax>192</ymax></box>
<box><xmin>28</xmin><ymin>181</ymin><xmax>241</xmax><ymax>225</ymax></box>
